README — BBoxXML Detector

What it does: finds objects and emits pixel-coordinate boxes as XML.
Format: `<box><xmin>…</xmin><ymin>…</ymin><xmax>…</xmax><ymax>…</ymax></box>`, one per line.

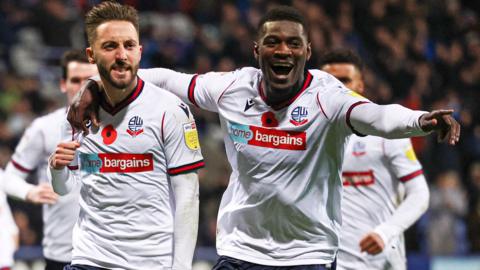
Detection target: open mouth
<box><xmin>271</xmin><ymin>63</ymin><xmax>294</xmax><ymax>76</ymax></box>
<box><xmin>111</xmin><ymin>63</ymin><xmax>131</xmax><ymax>73</ymax></box>
<box><xmin>112</xmin><ymin>67</ymin><xmax>130</xmax><ymax>72</ymax></box>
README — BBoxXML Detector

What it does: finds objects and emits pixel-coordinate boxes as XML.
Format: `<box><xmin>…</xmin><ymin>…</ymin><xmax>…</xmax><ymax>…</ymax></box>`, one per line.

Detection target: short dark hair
<box><xmin>258</xmin><ymin>5</ymin><xmax>309</xmax><ymax>39</ymax></box>
<box><xmin>60</xmin><ymin>49</ymin><xmax>89</xmax><ymax>79</ymax></box>
<box><xmin>318</xmin><ymin>49</ymin><xmax>364</xmax><ymax>71</ymax></box>
<box><xmin>85</xmin><ymin>1</ymin><xmax>139</xmax><ymax>45</ymax></box>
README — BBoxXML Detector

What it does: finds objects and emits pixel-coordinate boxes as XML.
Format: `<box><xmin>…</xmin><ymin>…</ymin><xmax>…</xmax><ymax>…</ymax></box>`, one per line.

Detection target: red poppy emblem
<box><xmin>101</xmin><ymin>125</ymin><xmax>117</xmax><ymax>145</ymax></box>
<box><xmin>261</xmin><ymin>111</ymin><xmax>279</xmax><ymax>127</ymax></box>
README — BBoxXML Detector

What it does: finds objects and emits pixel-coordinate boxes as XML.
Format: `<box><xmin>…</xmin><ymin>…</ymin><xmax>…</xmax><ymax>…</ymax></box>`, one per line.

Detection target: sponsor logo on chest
<box><xmin>80</xmin><ymin>153</ymin><xmax>153</xmax><ymax>173</ymax></box>
<box><xmin>227</xmin><ymin>121</ymin><xmax>306</xmax><ymax>150</ymax></box>
<box><xmin>342</xmin><ymin>170</ymin><xmax>375</xmax><ymax>186</ymax></box>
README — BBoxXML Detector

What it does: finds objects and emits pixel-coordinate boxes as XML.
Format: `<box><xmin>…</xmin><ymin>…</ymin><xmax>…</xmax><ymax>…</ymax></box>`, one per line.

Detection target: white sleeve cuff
<box><xmin>48</xmin><ymin>166</ymin><xmax>72</xmax><ymax>196</ymax></box>
<box><xmin>373</xmin><ymin>223</ymin><xmax>402</xmax><ymax>246</ymax></box>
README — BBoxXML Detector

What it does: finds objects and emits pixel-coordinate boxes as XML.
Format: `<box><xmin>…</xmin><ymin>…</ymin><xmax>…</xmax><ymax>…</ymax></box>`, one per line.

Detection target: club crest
<box><xmin>290</xmin><ymin>106</ymin><xmax>308</xmax><ymax>126</ymax></box>
<box><xmin>352</xmin><ymin>141</ymin><xmax>366</xmax><ymax>156</ymax></box>
<box><xmin>127</xmin><ymin>116</ymin><xmax>144</xmax><ymax>137</ymax></box>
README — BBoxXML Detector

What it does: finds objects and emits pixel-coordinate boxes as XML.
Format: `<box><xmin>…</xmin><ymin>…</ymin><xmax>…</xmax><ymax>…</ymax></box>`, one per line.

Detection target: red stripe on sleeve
<box><xmin>11</xmin><ymin>160</ymin><xmax>33</xmax><ymax>173</ymax></box>
<box><xmin>168</xmin><ymin>160</ymin><xmax>205</xmax><ymax>176</ymax></box>
<box><xmin>399</xmin><ymin>169</ymin><xmax>423</xmax><ymax>182</ymax></box>
<box><xmin>67</xmin><ymin>165</ymin><xmax>79</xmax><ymax>171</ymax></box>
<box><xmin>188</xmin><ymin>75</ymin><xmax>199</xmax><ymax>107</ymax></box>
<box><xmin>346</xmin><ymin>101</ymin><xmax>370</xmax><ymax>137</ymax></box>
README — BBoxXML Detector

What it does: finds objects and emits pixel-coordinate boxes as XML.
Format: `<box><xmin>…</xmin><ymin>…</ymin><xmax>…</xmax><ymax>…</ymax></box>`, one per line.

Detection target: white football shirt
<box><xmin>140</xmin><ymin>68</ymin><xmax>372</xmax><ymax>265</ymax></box>
<box><xmin>338</xmin><ymin>135</ymin><xmax>423</xmax><ymax>270</ymax></box>
<box><xmin>139</xmin><ymin>67</ymin><xmax>428</xmax><ymax>266</ymax></box>
<box><xmin>0</xmin><ymin>169</ymin><xmax>19</xmax><ymax>268</ymax></box>
<box><xmin>64</xmin><ymin>78</ymin><xmax>204</xmax><ymax>270</ymax></box>
<box><xmin>6</xmin><ymin>108</ymin><xmax>80</xmax><ymax>262</ymax></box>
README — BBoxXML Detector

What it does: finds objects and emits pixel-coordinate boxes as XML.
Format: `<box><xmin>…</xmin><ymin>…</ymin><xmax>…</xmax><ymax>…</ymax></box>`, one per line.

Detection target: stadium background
<box><xmin>1</xmin><ymin>0</ymin><xmax>479</xmax><ymax>269</ymax></box>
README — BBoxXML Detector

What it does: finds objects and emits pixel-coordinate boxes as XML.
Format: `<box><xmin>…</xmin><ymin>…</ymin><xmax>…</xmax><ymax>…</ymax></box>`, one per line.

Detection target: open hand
<box><xmin>67</xmin><ymin>79</ymin><xmax>101</xmax><ymax>135</ymax></box>
<box><xmin>26</xmin><ymin>183</ymin><xmax>58</xmax><ymax>205</ymax></box>
<box><xmin>419</xmin><ymin>109</ymin><xmax>460</xmax><ymax>146</ymax></box>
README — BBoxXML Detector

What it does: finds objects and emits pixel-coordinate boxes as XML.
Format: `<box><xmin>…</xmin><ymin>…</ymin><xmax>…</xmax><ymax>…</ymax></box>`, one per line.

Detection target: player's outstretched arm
<box><xmin>171</xmin><ymin>172</ymin><xmax>199</xmax><ymax>270</ymax></box>
<box><xmin>48</xmin><ymin>141</ymin><xmax>80</xmax><ymax>195</ymax></box>
<box><xmin>349</xmin><ymin>103</ymin><xmax>460</xmax><ymax>145</ymax></box>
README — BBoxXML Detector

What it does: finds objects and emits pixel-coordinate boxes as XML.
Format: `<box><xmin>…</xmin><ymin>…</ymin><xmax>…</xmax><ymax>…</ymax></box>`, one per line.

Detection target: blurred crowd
<box><xmin>1</xmin><ymin>0</ymin><xmax>479</xmax><ymax>259</ymax></box>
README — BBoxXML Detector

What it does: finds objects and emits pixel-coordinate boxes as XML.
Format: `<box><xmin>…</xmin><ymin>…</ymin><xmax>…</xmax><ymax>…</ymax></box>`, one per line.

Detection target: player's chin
<box><xmin>269</xmin><ymin>76</ymin><xmax>296</xmax><ymax>91</ymax></box>
<box><xmin>112</xmin><ymin>78</ymin><xmax>134</xmax><ymax>89</ymax></box>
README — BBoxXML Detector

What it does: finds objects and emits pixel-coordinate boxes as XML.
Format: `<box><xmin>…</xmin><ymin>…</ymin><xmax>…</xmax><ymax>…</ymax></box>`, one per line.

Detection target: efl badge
<box><xmin>290</xmin><ymin>106</ymin><xmax>308</xmax><ymax>126</ymax></box>
<box><xmin>405</xmin><ymin>146</ymin><xmax>418</xmax><ymax>161</ymax></box>
<box><xmin>348</xmin><ymin>90</ymin><xmax>365</xmax><ymax>99</ymax></box>
<box><xmin>183</xmin><ymin>122</ymin><xmax>200</xmax><ymax>150</ymax></box>
<box><xmin>127</xmin><ymin>116</ymin><xmax>144</xmax><ymax>137</ymax></box>
<box><xmin>352</xmin><ymin>141</ymin><xmax>366</xmax><ymax>157</ymax></box>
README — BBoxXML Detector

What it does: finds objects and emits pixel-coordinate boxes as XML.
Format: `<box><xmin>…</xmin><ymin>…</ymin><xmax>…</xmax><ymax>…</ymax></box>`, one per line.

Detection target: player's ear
<box><xmin>253</xmin><ymin>42</ymin><xmax>259</xmax><ymax>60</ymax></box>
<box><xmin>306</xmin><ymin>42</ymin><xmax>312</xmax><ymax>61</ymax></box>
<box><xmin>358</xmin><ymin>79</ymin><xmax>365</xmax><ymax>95</ymax></box>
<box><xmin>86</xmin><ymin>47</ymin><xmax>95</xmax><ymax>64</ymax></box>
<box><xmin>60</xmin><ymin>79</ymin><xmax>67</xmax><ymax>94</ymax></box>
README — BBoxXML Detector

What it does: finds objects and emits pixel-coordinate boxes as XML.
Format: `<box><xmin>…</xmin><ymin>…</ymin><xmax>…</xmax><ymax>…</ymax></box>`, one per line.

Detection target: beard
<box><xmin>97</xmin><ymin>59</ymin><xmax>139</xmax><ymax>90</ymax></box>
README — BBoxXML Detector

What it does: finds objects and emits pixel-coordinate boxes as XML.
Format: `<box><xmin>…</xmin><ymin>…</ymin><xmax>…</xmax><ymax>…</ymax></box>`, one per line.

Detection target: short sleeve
<box><xmin>384</xmin><ymin>138</ymin><xmax>423</xmax><ymax>182</ymax></box>
<box><xmin>315</xmin><ymin>72</ymin><xmax>370</xmax><ymax>135</ymax></box>
<box><xmin>189</xmin><ymin>71</ymin><xmax>238</xmax><ymax>112</ymax></box>
<box><xmin>162</xmin><ymin>102</ymin><xmax>205</xmax><ymax>175</ymax></box>
<box><xmin>9</xmin><ymin>119</ymin><xmax>46</xmax><ymax>176</ymax></box>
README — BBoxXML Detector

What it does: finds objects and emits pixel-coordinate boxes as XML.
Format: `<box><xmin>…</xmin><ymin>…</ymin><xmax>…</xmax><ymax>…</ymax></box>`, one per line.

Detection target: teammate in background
<box><xmin>320</xmin><ymin>49</ymin><xmax>430</xmax><ymax>270</ymax></box>
<box><xmin>1</xmin><ymin>168</ymin><xmax>57</xmax><ymax>270</ymax></box>
<box><xmin>69</xmin><ymin>6</ymin><xmax>459</xmax><ymax>269</ymax></box>
<box><xmin>49</xmin><ymin>2</ymin><xmax>203</xmax><ymax>270</ymax></box>
<box><xmin>5</xmin><ymin>49</ymin><xmax>98</xmax><ymax>270</ymax></box>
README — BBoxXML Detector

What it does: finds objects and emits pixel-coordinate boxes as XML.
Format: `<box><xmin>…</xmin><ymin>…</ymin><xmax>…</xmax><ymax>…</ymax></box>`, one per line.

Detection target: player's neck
<box><xmin>262</xmin><ymin>77</ymin><xmax>304</xmax><ymax>109</ymax></box>
<box><xmin>102</xmin><ymin>77</ymin><xmax>138</xmax><ymax>107</ymax></box>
